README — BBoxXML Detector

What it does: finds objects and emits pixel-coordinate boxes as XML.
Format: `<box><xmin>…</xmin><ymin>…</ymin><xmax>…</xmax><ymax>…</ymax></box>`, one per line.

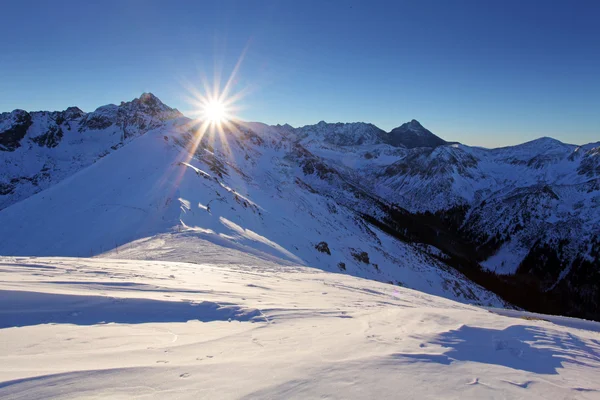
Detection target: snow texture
<box><xmin>0</xmin><ymin>256</ymin><xmax>599</xmax><ymax>399</ymax></box>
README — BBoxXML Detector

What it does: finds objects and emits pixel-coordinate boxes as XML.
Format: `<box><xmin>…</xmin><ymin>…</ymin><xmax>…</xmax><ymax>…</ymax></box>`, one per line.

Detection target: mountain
<box><xmin>293</xmin><ymin>119</ymin><xmax>448</xmax><ymax>149</ymax></box>
<box><xmin>385</xmin><ymin>119</ymin><xmax>447</xmax><ymax>148</ymax></box>
<box><xmin>301</xmin><ymin>129</ymin><xmax>600</xmax><ymax>319</ymax></box>
<box><xmin>0</xmin><ymin>95</ymin><xmax>504</xmax><ymax>308</ymax></box>
<box><xmin>299</xmin><ymin>124</ymin><xmax>599</xmax><ymax>318</ymax></box>
<box><xmin>295</xmin><ymin>121</ymin><xmax>387</xmax><ymax>146</ymax></box>
<box><xmin>0</xmin><ymin>92</ymin><xmax>182</xmax><ymax>210</ymax></box>
<box><xmin>0</xmin><ymin>94</ymin><xmax>599</xmax><ymax>320</ymax></box>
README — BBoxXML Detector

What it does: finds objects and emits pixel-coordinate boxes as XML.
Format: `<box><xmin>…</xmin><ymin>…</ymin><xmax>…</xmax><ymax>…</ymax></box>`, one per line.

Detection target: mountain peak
<box><xmin>501</xmin><ymin>136</ymin><xmax>572</xmax><ymax>152</ymax></box>
<box><xmin>63</xmin><ymin>106</ymin><xmax>85</xmax><ymax>120</ymax></box>
<box><xmin>138</xmin><ymin>92</ymin><xmax>160</xmax><ymax>105</ymax></box>
<box><xmin>386</xmin><ymin>120</ymin><xmax>447</xmax><ymax>149</ymax></box>
<box><xmin>123</xmin><ymin>93</ymin><xmax>183</xmax><ymax>120</ymax></box>
<box><xmin>296</xmin><ymin>121</ymin><xmax>387</xmax><ymax>146</ymax></box>
<box><xmin>397</xmin><ymin>119</ymin><xmax>427</xmax><ymax>132</ymax></box>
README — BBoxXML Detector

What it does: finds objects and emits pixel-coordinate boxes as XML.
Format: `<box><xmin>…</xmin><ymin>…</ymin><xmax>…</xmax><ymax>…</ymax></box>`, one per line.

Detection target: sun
<box><xmin>203</xmin><ymin>100</ymin><xmax>228</xmax><ymax>124</ymax></box>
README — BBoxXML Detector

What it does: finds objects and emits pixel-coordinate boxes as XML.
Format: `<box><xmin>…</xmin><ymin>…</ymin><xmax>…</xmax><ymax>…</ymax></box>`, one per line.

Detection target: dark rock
<box><xmin>80</xmin><ymin>113</ymin><xmax>113</xmax><ymax>131</ymax></box>
<box><xmin>0</xmin><ymin>182</ymin><xmax>14</xmax><ymax>195</ymax></box>
<box><xmin>315</xmin><ymin>241</ymin><xmax>331</xmax><ymax>255</ymax></box>
<box><xmin>0</xmin><ymin>110</ymin><xmax>33</xmax><ymax>151</ymax></box>
<box><xmin>351</xmin><ymin>250</ymin><xmax>370</xmax><ymax>264</ymax></box>
<box><xmin>31</xmin><ymin>125</ymin><xmax>63</xmax><ymax>148</ymax></box>
<box><xmin>385</xmin><ymin>119</ymin><xmax>447</xmax><ymax>148</ymax></box>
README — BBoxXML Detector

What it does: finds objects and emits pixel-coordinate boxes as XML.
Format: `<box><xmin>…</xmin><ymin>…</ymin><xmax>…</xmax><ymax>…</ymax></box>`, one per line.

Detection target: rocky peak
<box><xmin>0</xmin><ymin>110</ymin><xmax>33</xmax><ymax>151</ymax></box>
<box><xmin>122</xmin><ymin>92</ymin><xmax>183</xmax><ymax>121</ymax></box>
<box><xmin>63</xmin><ymin>106</ymin><xmax>85</xmax><ymax>120</ymax></box>
<box><xmin>78</xmin><ymin>93</ymin><xmax>183</xmax><ymax>133</ymax></box>
<box><xmin>297</xmin><ymin>121</ymin><xmax>387</xmax><ymax>146</ymax></box>
<box><xmin>407</xmin><ymin>119</ymin><xmax>425</xmax><ymax>129</ymax></box>
<box><xmin>385</xmin><ymin>120</ymin><xmax>447</xmax><ymax>149</ymax></box>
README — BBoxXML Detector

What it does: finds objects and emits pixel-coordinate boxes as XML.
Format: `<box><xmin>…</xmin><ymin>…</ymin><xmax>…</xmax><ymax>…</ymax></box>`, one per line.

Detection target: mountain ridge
<box><xmin>1</xmin><ymin>93</ymin><xmax>599</xmax><ymax>320</ymax></box>
<box><xmin>4</xmin><ymin>94</ymin><xmax>593</xmax><ymax>150</ymax></box>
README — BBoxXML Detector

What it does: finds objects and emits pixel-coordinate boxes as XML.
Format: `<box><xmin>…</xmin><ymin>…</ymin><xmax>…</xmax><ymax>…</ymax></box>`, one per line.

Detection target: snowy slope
<box><xmin>1</xmin><ymin>256</ymin><xmax>599</xmax><ymax>399</ymax></box>
<box><xmin>0</xmin><ymin>117</ymin><xmax>504</xmax><ymax>307</ymax></box>
<box><xmin>1</xmin><ymin>94</ymin><xmax>598</xmax><ymax>318</ymax></box>
<box><xmin>293</xmin><ymin>125</ymin><xmax>600</xmax><ymax>318</ymax></box>
<box><xmin>0</xmin><ymin>93</ymin><xmax>182</xmax><ymax>210</ymax></box>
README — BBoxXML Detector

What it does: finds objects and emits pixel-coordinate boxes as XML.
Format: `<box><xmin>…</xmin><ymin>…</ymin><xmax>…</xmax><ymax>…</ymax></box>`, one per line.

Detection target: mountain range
<box><xmin>1</xmin><ymin>93</ymin><xmax>598</xmax><ymax>319</ymax></box>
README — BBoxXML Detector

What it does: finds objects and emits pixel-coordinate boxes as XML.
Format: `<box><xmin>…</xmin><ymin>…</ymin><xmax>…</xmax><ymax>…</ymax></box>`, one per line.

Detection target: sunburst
<box><xmin>203</xmin><ymin>100</ymin><xmax>227</xmax><ymax>124</ymax></box>
<box><xmin>177</xmin><ymin>48</ymin><xmax>256</xmax><ymax>170</ymax></box>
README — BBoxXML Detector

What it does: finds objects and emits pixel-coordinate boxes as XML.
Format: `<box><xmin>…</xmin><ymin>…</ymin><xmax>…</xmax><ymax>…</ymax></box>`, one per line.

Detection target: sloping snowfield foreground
<box><xmin>1</xmin><ymin>254</ymin><xmax>600</xmax><ymax>399</ymax></box>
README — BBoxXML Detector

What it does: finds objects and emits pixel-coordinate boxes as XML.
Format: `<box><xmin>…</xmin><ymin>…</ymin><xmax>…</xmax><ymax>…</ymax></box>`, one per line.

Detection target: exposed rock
<box><xmin>384</xmin><ymin>119</ymin><xmax>447</xmax><ymax>148</ymax></box>
<box><xmin>315</xmin><ymin>241</ymin><xmax>331</xmax><ymax>255</ymax></box>
<box><xmin>31</xmin><ymin>125</ymin><xmax>63</xmax><ymax>148</ymax></box>
<box><xmin>351</xmin><ymin>250</ymin><xmax>370</xmax><ymax>264</ymax></box>
<box><xmin>0</xmin><ymin>110</ymin><xmax>33</xmax><ymax>151</ymax></box>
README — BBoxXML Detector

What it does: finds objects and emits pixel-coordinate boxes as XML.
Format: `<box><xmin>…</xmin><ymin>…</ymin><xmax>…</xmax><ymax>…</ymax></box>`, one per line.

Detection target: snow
<box><xmin>481</xmin><ymin>241</ymin><xmax>531</xmax><ymax>274</ymax></box>
<box><xmin>0</xmin><ymin>93</ymin><xmax>181</xmax><ymax>211</ymax></box>
<box><xmin>1</xmin><ymin>95</ymin><xmax>600</xmax><ymax>397</ymax></box>
<box><xmin>0</xmin><ymin>120</ymin><xmax>505</xmax><ymax>307</ymax></box>
<box><xmin>2</xmin><ymin>95</ymin><xmax>598</xmax><ymax>295</ymax></box>
<box><xmin>1</xmin><ymin>255</ymin><xmax>599</xmax><ymax>399</ymax></box>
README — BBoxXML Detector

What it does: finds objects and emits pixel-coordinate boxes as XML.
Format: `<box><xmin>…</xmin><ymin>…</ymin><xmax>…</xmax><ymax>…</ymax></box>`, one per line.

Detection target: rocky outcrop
<box><xmin>0</xmin><ymin>110</ymin><xmax>33</xmax><ymax>151</ymax></box>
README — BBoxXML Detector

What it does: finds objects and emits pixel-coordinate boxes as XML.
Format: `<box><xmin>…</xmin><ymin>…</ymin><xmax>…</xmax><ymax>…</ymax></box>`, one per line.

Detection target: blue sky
<box><xmin>1</xmin><ymin>0</ymin><xmax>598</xmax><ymax>147</ymax></box>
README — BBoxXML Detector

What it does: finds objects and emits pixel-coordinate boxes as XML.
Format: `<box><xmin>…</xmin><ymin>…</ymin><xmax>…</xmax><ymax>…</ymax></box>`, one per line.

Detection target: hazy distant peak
<box><xmin>296</xmin><ymin>121</ymin><xmax>387</xmax><ymax>146</ymax></box>
<box><xmin>118</xmin><ymin>93</ymin><xmax>183</xmax><ymax>121</ymax></box>
<box><xmin>386</xmin><ymin>120</ymin><xmax>447</xmax><ymax>148</ymax></box>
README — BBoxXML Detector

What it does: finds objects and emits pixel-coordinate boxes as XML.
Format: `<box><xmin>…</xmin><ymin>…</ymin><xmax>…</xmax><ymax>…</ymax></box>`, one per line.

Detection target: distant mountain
<box><xmin>295</xmin><ymin>121</ymin><xmax>387</xmax><ymax>146</ymax></box>
<box><xmin>385</xmin><ymin>119</ymin><xmax>447</xmax><ymax>148</ymax></box>
<box><xmin>294</xmin><ymin>119</ymin><xmax>448</xmax><ymax>149</ymax></box>
<box><xmin>1</xmin><ymin>94</ymin><xmax>598</xmax><ymax>320</ymax></box>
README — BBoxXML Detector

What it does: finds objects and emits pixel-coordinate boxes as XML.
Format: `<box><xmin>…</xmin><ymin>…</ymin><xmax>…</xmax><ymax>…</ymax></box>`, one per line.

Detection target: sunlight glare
<box><xmin>203</xmin><ymin>100</ymin><xmax>227</xmax><ymax>124</ymax></box>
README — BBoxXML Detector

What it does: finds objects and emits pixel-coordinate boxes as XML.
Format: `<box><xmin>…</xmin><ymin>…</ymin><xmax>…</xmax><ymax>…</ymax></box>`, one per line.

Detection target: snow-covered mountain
<box><xmin>1</xmin><ymin>93</ymin><xmax>598</xmax><ymax>319</ymax></box>
<box><xmin>293</xmin><ymin>123</ymin><xmax>599</xmax><ymax>319</ymax></box>
<box><xmin>0</xmin><ymin>95</ymin><xmax>504</xmax><ymax>308</ymax></box>
<box><xmin>0</xmin><ymin>93</ymin><xmax>182</xmax><ymax>210</ymax></box>
<box><xmin>385</xmin><ymin>119</ymin><xmax>448</xmax><ymax>148</ymax></box>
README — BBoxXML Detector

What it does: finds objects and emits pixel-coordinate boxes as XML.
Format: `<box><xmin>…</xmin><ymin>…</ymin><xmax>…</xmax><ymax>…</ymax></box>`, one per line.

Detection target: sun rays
<box><xmin>203</xmin><ymin>100</ymin><xmax>227</xmax><ymax>124</ymax></box>
<box><xmin>162</xmin><ymin>48</ymin><xmax>255</xmax><ymax>204</ymax></box>
<box><xmin>180</xmin><ymin>50</ymin><xmax>250</xmax><ymax>158</ymax></box>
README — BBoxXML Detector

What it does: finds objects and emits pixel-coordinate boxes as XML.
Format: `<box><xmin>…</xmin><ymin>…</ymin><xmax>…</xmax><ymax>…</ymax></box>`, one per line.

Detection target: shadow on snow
<box><xmin>0</xmin><ymin>290</ymin><xmax>262</xmax><ymax>328</ymax></box>
<box><xmin>392</xmin><ymin>324</ymin><xmax>600</xmax><ymax>375</ymax></box>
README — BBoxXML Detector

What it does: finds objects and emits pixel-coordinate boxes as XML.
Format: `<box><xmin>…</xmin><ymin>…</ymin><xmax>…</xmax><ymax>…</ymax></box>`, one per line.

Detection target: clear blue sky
<box><xmin>1</xmin><ymin>0</ymin><xmax>598</xmax><ymax>147</ymax></box>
